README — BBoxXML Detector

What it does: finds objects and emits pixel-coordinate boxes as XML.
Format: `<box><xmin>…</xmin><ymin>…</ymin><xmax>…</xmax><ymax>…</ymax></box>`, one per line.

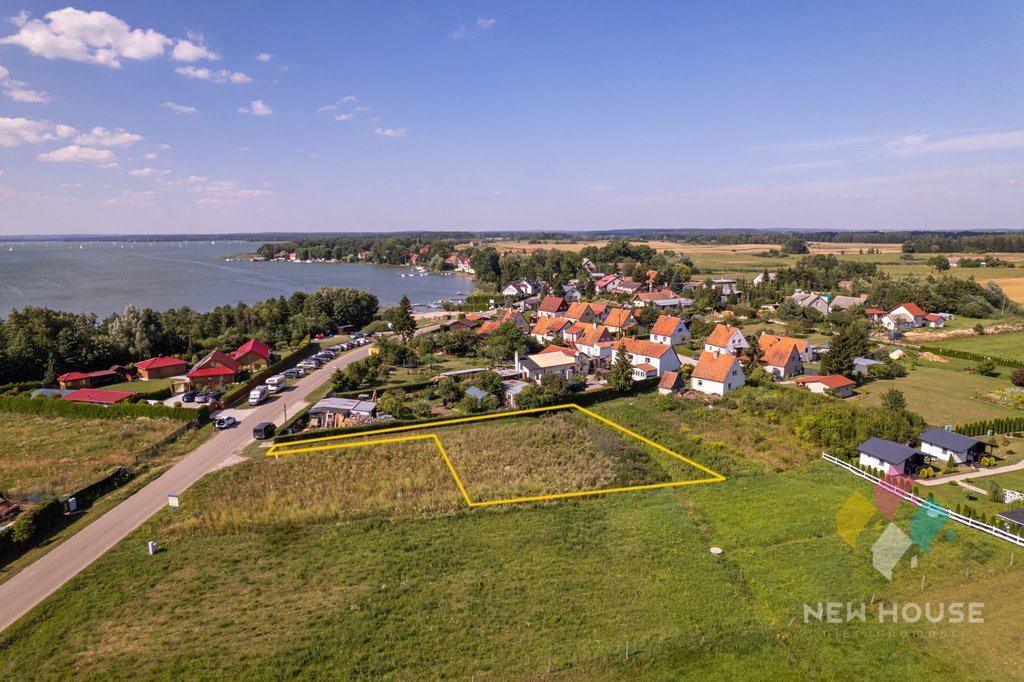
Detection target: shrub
<box><xmin>1012</xmin><ymin>368</ymin><xmax>1024</xmax><ymax>388</ymax></box>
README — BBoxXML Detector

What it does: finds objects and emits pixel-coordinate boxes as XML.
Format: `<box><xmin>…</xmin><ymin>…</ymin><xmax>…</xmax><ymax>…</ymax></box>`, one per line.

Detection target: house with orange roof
<box><xmin>923</xmin><ymin>313</ymin><xmax>945</xmax><ymax>328</ymax></box>
<box><xmin>761</xmin><ymin>341</ymin><xmax>803</xmax><ymax>379</ymax></box>
<box><xmin>657</xmin><ymin>370</ymin><xmax>686</xmax><ymax>395</ymax></box>
<box><xmin>758</xmin><ymin>333</ymin><xmax>812</xmax><ymax>363</ymax></box>
<box><xmin>530</xmin><ymin>316</ymin><xmax>571</xmax><ymax>343</ymax></box>
<box><xmin>690</xmin><ymin>351</ymin><xmax>745</xmax><ymax>395</ymax></box>
<box><xmin>881</xmin><ymin>303</ymin><xmax>927</xmax><ymax>331</ymax></box>
<box><xmin>794</xmin><ymin>374</ymin><xmax>856</xmax><ymax>398</ymax></box>
<box><xmin>619</xmin><ymin>338</ymin><xmax>682</xmax><ymax>379</ymax></box>
<box><xmin>537</xmin><ymin>295</ymin><xmax>568</xmax><ymax>319</ymax></box>
<box><xmin>603</xmin><ymin>308</ymin><xmax>639</xmax><ymax>336</ymax></box>
<box><xmin>475</xmin><ymin>320</ymin><xmax>502</xmax><ymax>338</ymax></box>
<box><xmin>563</xmin><ymin>302</ymin><xmax>603</xmax><ymax>325</ymax></box>
<box><xmin>573</xmin><ymin>324</ymin><xmax>614</xmax><ymax>364</ymax></box>
<box><xmin>703</xmin><ymin>324</ymin><xmax>749</xmax><ymax>356</ymax></box>
<box><xmin>649</xmin><ymin>315</ymin><xmax>690</xmax><ymax>346</ymax></box>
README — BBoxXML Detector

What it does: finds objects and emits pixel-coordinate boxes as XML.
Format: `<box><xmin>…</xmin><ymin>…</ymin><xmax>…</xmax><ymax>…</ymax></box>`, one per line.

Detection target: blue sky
<box><xmin>1</xmin><ymin>1</ymin><xmax>1023</xmax><ymax>235</ymax></box>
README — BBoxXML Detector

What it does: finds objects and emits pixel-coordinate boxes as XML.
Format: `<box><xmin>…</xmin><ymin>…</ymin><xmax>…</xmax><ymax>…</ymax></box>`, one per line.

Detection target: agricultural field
<box><xmin>928</xmin><ymin>330</ymin><xmax>1024</xmax><ymax>358</ymax></box>
<box><xmin>3</xmin><ymin>420</ymin><xmax>1022</xmax><ymax>679</ymax></box>
<box><xmin>0</xmin><ymin>413</ymin><xmax>183</xmax><ymax>497</ymax></box>
<box><xmin>853</xmin><ymin>361</ymin><xmax>1020</xmax><ymax>427</ymax></box>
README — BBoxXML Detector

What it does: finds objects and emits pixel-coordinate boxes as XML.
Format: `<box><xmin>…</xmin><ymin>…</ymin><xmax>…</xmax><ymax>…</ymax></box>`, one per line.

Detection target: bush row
<box><xmin>0</xmin><ymin>380</ymin><xmax>46</xmax><ymax>396</ymax></box>
<box><xmin>957</xmin><ymin>416</ymin><xmax>1024</xmax><ymax>438</ymax></box>
<box><xmin>917</xmin><ymin>345</ymin><xmax>1024</xmax><ymax>368</ymax></box>
<box><xmin>0</xmin><ymin>498</ymin><xmax>64</xmax><ymax>559</ymax></box>
<box><xmin>0</xmin><ymin>395</ymin><xmax>207</xmax><ymax>423</ymax></box>
<box><xmin>221</xmin><ymin>342</ymin><xmax>321</xmax><ymax>407</ymax></box>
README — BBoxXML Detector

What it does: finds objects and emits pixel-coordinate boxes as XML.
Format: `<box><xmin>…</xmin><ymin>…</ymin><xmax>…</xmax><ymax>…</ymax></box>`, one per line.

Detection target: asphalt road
<box><xmin>0</xmin><ymin>343</ymin><xmax>373</xmax><ymax>634</ymax></box>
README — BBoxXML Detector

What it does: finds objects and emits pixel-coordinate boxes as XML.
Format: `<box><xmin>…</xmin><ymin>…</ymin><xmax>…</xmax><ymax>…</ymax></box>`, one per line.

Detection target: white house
<box><xmin>632</xmin><ymin>290</ymin><xmax>692</xmax><ymax>309</ymax></box>
<box><xmin>758</xmin><ymin>334</ymin><xmax>813</xmax><ymax>363</ymax></box>
<box><xmin>881</xmin><ymin>303</ymin><xmax>927</xmax><ymax>330</ymax></box>
<box><xmin>791</xmin><ymin>291</ymin><xmax>831</xmax><ymax>316</ymax></box>
<box><xmin>649</xmin><ymin>315</ymin><xmax>690</xmax><ymax>346</ymax></box>
<box><xmin>530</xmin><ymin>316</ymin><xmax>571</xmax><ymax>343</ymax></box>
<box><xmin>857</xmin><ymin>437</ymin><xmax>927</xmax><ymax>476</ymax></box>
<box><xmin>619</xmin><ymin>338</ymin><xmax>682</xmax><ymax>379</ymax></box>
<box><xmin>918</xmin><ymin>427</ymin><xmax>992</xmax><ymax>465</ymax></box>
<box><xmin>573</xmin><ymin>324</ymin><xmax>615</xmax><ymax>364</ymax></box>
<box><xmin>514</xmin><ymin>347</ymin><xmax>588</xmax><ymax>383</ymax></box>
<box><xmin>793</xmin><ymin>374</ymin><xmax>856</xmax><ymax>398</ymax></box>
<box><xmin>704</xmin><ymin>324</ymin><xmax>749</xmax><ymax>356</ymax></box>
<box><xmin>752</xmin><ymin>272</ymin><xmax>777</xmax><ymax>286</ymax></box>
<box><xmin>761</xmin><ymin>342</ymin><xmax>803</xmax><ymax>379</ymax></box>
<box><xmin>690</xmin><ymin>351</ymin><xmax>745</xmax><ymax>395</ymax></box>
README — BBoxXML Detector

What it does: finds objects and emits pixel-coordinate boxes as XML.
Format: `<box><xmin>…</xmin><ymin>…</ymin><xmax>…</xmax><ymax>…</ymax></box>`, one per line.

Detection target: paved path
<box><xmin>916</xmin><ymin>454</ymin><xmax>1024</xmax><ymax>487</ymax></box>
<box><xmin>0</xmin><ymin>343</ymin><xmax>373</xmax><ymax>634</ymax></box>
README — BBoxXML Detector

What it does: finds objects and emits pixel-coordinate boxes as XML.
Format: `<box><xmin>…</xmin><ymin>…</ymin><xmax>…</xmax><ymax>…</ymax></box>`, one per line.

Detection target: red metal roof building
<box><xmin>188</xmin><ymin>350</ymin><xmax>240</xmax><ymax>389</ymax></box>
<box><xmin>232</xmin><ymin>338</ymin><xmax>271</xmax><ymax>369</ymax></box>
<box><xmin>135</xmin><ymin>356</ymin><xmax>188</xmax><ymax>380</ymax></box>
<box><xmin>62</xmin><ymin>388</ymin><xmax>138</xmax><ymax>405</ymax></box>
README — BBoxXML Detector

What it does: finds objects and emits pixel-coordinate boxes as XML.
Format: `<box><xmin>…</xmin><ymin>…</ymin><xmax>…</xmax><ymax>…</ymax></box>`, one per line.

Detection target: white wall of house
<box><xmin>651</xmin><ymin>326</ymin><xmax>690</xmax><ymax>346</ymax></box>
<box><xmin>920</xmin><ymin>442</ymin><xmax>970</xmax><ymax>465</ymax></box>
<box><xmin>689</xmin><ymin>369</ymin><xmax>745</xmax><ymax>396</ymax></box>
<box><xmin>628</xmin><ymin>349</ymin><xmax>682</xmax><ymax>375</ymax></box>
<box><xmin>802</xmin><ymin>382</ymin><xmax>853</xmax><ymax>398</ymax></box>
<box><xmin>858</xmin><ymin>453</ymin><xmax>905</xmax><ymax>474</ymax></box>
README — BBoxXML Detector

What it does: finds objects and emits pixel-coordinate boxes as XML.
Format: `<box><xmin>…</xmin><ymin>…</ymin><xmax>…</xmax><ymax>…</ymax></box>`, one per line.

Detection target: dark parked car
<box><xmin>181</xmin><ymin>390</ymin><xmax>198</xmax><ymax>403</ymax></box>
<box><xmin>253</xmin><ymin>421</ymin><xmax>276</xmax><ymax>440</ymax></box>
<box><xmin>283</xmin><ymin>369</ymin><xmax>302</xmax><ymax>379</ymax></box>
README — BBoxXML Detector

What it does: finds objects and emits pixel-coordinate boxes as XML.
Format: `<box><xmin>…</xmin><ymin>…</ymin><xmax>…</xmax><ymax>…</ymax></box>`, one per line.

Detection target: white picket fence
<box><xmin>821</xmin><ymin>453</ymin><xmax>1024</xmax><ymax>548</ymax></box>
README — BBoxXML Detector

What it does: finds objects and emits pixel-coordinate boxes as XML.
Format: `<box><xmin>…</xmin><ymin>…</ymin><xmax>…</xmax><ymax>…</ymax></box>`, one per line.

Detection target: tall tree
<box><xmin>392</xmin><ymin>295</ymin><xmax>417</xmax><ymax>343</ymax></box>
<box><xmin>820</xmin><ymin>319</ymin><xmax>870</xmax><ymax>377</ymax></box>
<box><xmin>608</xmin><ymin>342</ymin><xmax>634</xmax><ymax>392</ymax></box>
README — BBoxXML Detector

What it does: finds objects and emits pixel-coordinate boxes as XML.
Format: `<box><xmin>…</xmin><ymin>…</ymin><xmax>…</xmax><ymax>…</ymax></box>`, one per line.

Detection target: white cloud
<box><xmin>128</xmin><ymin>167</ymin><xmax>167</xmax><ymax>177</ymax></box>
<box><xmin>450</xmin><ymin>17</ymin><xmax>497</xmax><ymax>39</ymax></box>
<box><xmin>342</xmin><ymin>94</ymin><xmax>357</xmax><ymax>103</ymax></box>
<box><xmin>334</xmin><ymin>113</ymin><xmax>353</xmax><ymax>122</ymax></box>
<box><xmin>0</xmin><ymin>116</ymin><xmax>75</xmax><ymax>147</ymax></box>
<box><xmin>171</xmin><ymin>32</ymin><xmax>220</xmax><ymax>62</ymax></box>
<box><xmin>449</xmin><ymin>24</ymin><xmax>468</xmax><ymax>39</ymax></box>
<box><xmin>194</xmin><ymin>179</ymin><xmax>273</xmax><ymax>205</ymax></box>
<box><xmin>887</xmin><ymin>130</ymin><xmax>1024</xmax><ymax>155</ymax></box>
<box><xmin>37</xmin><ymin>144</ymin><xmax>116</xmax><ymax>164</ymax></box>
<box><xmin>475</xmin><ymin>18</ymin><xmax>497</xmax><ymax>30</ymax></box>
<box><xmin>105</xmin><ymin>190</ymin><xmax>155</xmax><ymax>205</ymax></box>
<box><xmin>316</xmin><ymin>104</ymin><xmax>337</xmax><ymax>113</ymax></box>
<box><xmin>74</xmin><ymin>126</ymin><xmax>143</xmax><ymax>147</ymax></box>
<box><xmin>158</xmin><ymin>143</ymin><xmax>171</xmax><ymax>150</ymax></box>
<box><xmin>374</xmin><ymin>127</ymin><xmax>406</xmax><ymax>139</ymax></box>
<box><xmin>0</xmin><ymin>66</ymin><xmax>51</xmax><ymax>103</ymax></box>
<box><xmin>354</xmin><ymin>105</ymin><xmax>372</xmax><ymax>113</ymax></box>
<box><xmin>238</xmin><ymin>99</ymin><xmax>273</xmax><ymax>116</ymax></box>
<box><xmin>256</xmin><ymin>52</ymin><xmax>271</xmax><ymax>62</ymax></box>
<box><xmin>143</xmin><ymin>152</ymin><xmax>157</xmax><ymax>160</ymax></box>
<box><xmin>0</xmin><ymin>7</ymin><xmax>171</xmax><ymax>68</ymax></box>
<box><xmin>175</xmin><ymin>66</ymin><xmax>252</xmax><ymax>84</ymax></box>
<box><xmin>160</xmin><ymin>101</ymin><xmax>197</xmax><ymax>115</ymax></box>
<box><xmin>61</xmin><ymin>182</ymin><xmax>82</xmax><ymax>188</ymax></box>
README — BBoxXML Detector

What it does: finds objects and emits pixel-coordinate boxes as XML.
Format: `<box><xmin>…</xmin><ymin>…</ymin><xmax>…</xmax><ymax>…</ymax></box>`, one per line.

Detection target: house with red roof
<box><xmin>657</xmin><ymin>370</ymin><xmax>686</xmax><ymax>395</ymax></box>
<box><xmin>923</xmin><ymin>313</ymin><xmax>945</xmax><ymax>328</ymax></box>
<box><xmin>761</xmin><ymin>341</ymin><xmax>803</xmax><ymax>379</ymax></box>
<box><xmin>690</xmin><ymin>351</ymin><xmax>745</xmax><ymax>395</ymax></box>
<box><xmin>594</xmin><ymin>274</ymin><xmax>622</xmax><ymax>293</ymax></box>
<box><xmin>530</xmin><ymin>316</ymin><xmax>571</xmax><ymax>343</ymax></box>
<box><xmin>135</xmin><ymin>355</ymin><xmax>188</xmax><ymax>380</ymax></box>
<box><xmin>188</xmin><ymin>350</ymin><xmax>240</xmax><ymax>389</ymax></box>
<box><xmin>881</xmin><ymin>303</ymin><xmax>927</xmax><ymax>331</ymax></box>
<box><xmin>758</xmin><ymin>333</ymin><xmax>813</xmax><ymax>363</ymax></box>
<box><xmin>794</xmin><ymin>374</ymin><xmax>856</xmax><ymax>398</ymax></box>
<box><xmin>62</xmin><ymin>388</ymin><xmax>137</xmax><ymax>406</ymax></box>
<box><xmin>573</xmin><ymin>324</ymin><xmax>615</xmax><ymax>364</ymax></box>
<box><xmin>57</xmin><ymin>366</ymin><xmax>131</xmax><ymax>391</ymax></box>
<box><xmin>232</xmin><ymin>338</ymin><xmax>272</xmax><ymax>369</ymax></box>
<box><xmin>650</xmin><ymin>315</ymin><xmax>690</xmax><ymax>346</ymax></box>
<box><xmin>537</xmin><ymin>295</ymin><xmax>568</xmax><ymax>319</ymax></box>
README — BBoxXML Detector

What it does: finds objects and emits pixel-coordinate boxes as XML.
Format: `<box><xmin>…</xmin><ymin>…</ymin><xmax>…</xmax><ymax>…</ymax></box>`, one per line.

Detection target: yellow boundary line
<box><xmin>267</xmin><ymin>403</ymin><xmax>725</xmax><ymax>507</ymax></box>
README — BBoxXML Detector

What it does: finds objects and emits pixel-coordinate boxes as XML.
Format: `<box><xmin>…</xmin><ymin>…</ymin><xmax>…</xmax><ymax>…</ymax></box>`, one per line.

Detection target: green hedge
<box><xmin>917</xmin><ymin>345</ymin><xmax>1024</xmax><ymax>369</ymax></box>
<box><xmin>273</xmin><ymin>377</ymin><xmax>659</xmax><ymax>444</ymax></box>
<box><xmin>957</xmin><ymin>416</ymin><xmax>1024</xmax><ymax>438</ymax></box>
<box><xmin>0</xmin><ymin>395</ymin><xmax>207</xmax><ymax>423</ymax></box>
<box><xmin>0</xmin><ymin>381</ymin><xmax>46</xmax><ymax>396</ymax></box>
<box><xmin>222</xmin><ymin>341</ymin><xmax>321</xmax><ymax>407</ymax></box>
<box><xmin>0</xmin><ymin>498</ymin><xmax>64</xmax><ymax>559</ymax></box>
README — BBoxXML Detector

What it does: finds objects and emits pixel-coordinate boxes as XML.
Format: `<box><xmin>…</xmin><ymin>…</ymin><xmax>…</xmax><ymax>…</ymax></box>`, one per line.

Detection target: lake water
<box><xmin>0</xmin><ymin>240</ymin><xmax>476</xmax><ymax>317</ymax></box>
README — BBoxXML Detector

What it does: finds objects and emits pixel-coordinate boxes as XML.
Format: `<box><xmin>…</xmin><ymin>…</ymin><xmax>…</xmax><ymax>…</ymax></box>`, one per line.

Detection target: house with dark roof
<box><xmin>997</xmin><ymin>508</ymin><xmax>1024</xmax><ymax>530</ymax></box>
<box><xmin>135</xmin><ymin>355</ymin><xmax>188</xmax><ymax>380</ymax></box>
<box><xmin>853</xmin><ymin>357</ymin><xmax>883</xmax><ymax>375</ymax></box>
<box><xmin>609</xmin><ymin>279</ymin><xmax>644</xmax><ymax>296</ymax></box>
<box><xmin>188</xmin><ymin>350</ymin><xmax>240</xmax><ymax>389</ymax></box>
<box><xmin>232</xmin><ymin>338</ymin><xmax>271</xmax><ymax>369</ymax></box>
<box><xmin>857</xmin><ymin>437</ymin><xmax>928</xmax><ymax>476</ymax></box>
<box><xmin>918</xmin><ymin>427</ymin><xmax>993</xmax><ymax>466</ymax></box>
<box><xmin>690</xmin><ymin>351</ymin><xmax>745</xmax><ymax>395</ymax></box>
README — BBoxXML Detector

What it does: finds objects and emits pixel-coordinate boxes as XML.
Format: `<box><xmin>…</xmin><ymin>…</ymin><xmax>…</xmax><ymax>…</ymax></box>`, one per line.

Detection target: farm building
<box><xmin>793</xmin><ymin>374</ymin><xmax>856</xmax><ymax>398</ymax></box>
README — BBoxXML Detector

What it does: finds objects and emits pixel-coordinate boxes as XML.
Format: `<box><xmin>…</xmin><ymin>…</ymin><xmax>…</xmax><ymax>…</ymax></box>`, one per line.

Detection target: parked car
<box><xmin>252</xmin><ymin>421</ymin><xmax>276</xmax><ymax>440</ymax></box>
<box><xmin>206</xmin><ymin>391</ymin><xmax>223</xmax><ymax>402</ymax></box>
<box><xmin>180</xmin><ymin>390</ymin><xmax>198</xmax><ymax>403</ymax></box>
<box><xmin>249</xmin><ymin>385</ymin><xmax>269</xmax><ymax>406</ymax></box>
<box><xmin>194</xmin><ymin>391</ymin><xmax>211</xmax><ymax>403</ymax></box>
<box><xmin>283</xmin><ymin>368</ymin><xmax>302</xmax><ymax>379</ymax></box>
<box><xmin>214</xmin><ymin>416</ymin><xmax>238</xmax><ymax>430</ymax></box>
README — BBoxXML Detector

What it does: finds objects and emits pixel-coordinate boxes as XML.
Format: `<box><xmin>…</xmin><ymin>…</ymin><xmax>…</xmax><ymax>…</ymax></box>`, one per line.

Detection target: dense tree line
<box><xmin>0</xmin><ymin>288</ymin><xmax>378</xmax><ymax>385</ymax></box>
<box><xmin>256</xmin><ymin>236</ymin><xmax>456</xmax><ymax>269</ymax></box>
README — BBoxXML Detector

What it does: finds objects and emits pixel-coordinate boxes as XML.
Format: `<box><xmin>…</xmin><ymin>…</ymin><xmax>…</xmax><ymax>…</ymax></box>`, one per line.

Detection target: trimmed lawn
<box><xmin>0</xmin><ymin>413</ymin><xmax>183</xmax><ymax>497</ymax></box>
<box><xmin>854</xmin><ymin>363</ymin><xmax>1020</xmax><ymax>427</ymax></box>
<box><xmin>930</xmin><ymin>330</ymin><xmax>1024</xmax><ymax>357</ymax></box>
<box><xmin>102</xmin><ymin>376</ymin><xmax>175</xmax><ymax>393</ymax></box>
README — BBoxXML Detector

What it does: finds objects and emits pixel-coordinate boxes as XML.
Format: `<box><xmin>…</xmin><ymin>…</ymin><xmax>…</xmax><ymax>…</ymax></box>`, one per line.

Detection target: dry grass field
<box><xmin>0</xmin><ymin>413</ymin><xmax>183</xmax><ymax>497</ymax></box>
<box><xmin>993</xmin><ymin>277</ymin><xmax>1024</xmax><ymax>305</ymax></box>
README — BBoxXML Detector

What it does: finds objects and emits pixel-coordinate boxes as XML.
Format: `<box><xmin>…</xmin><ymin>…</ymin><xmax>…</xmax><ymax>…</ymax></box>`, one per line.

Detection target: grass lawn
<box><xmin>929</xmin><ymin>330</ymin><xmax>1024</xmax><ymax>357</ymax></box>
<box><xmin>4</xmin><ymin>433</ymin><xmax>1022</xmax><ymax>680</ymax></box>
<box><xmin>0</xmin><ymin>413</ymin><xmax>184</xmax><ymax>497</ymax></box>
<box><xmin>854</xmin><ymin>362</ymin><xmax>1020</xmax><ymax>427</ymax></box>
<box><xmin>102</xmin><ymin>376</ymin><xmax>176</xmax><ymax>393</ymax></box>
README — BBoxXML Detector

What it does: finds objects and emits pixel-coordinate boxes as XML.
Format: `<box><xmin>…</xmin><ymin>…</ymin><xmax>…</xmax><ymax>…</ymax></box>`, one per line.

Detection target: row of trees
<box><xmin>0</xmin><ymin>287</ymin><xmax>379</xmax><ymax>385</ymax></box>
